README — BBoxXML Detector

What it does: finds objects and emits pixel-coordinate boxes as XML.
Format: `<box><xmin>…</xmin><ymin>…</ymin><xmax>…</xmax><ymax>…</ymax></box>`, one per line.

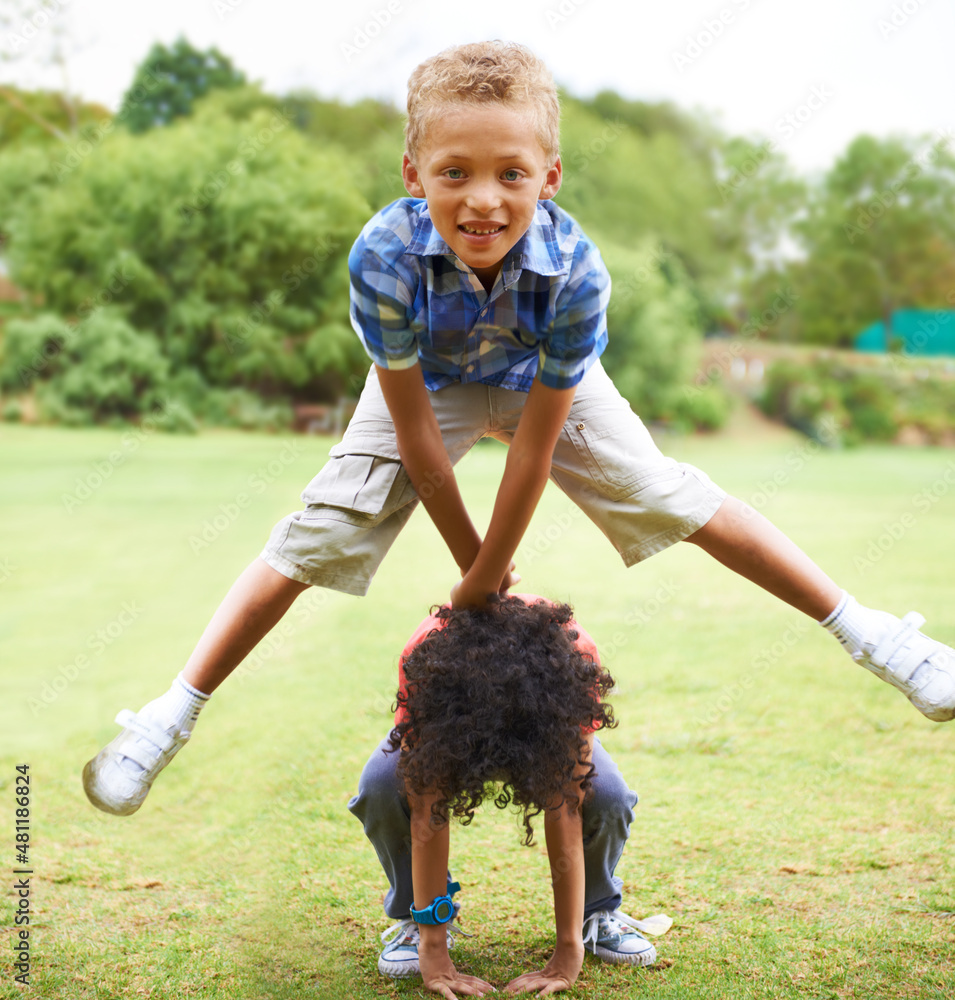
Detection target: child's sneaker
<box><xmin>854</xmin><ymin>612</ymin><xmax>955</xmax><ymax>722</ymax></box>
<box><xmin>377</xmin><ymin>919</ymin><xmax>423</xmax><ymax>978</ymax></box>
<box><xmin>582</xmin><ymin>910</ymin><xmax>657</xmax><ymax>966</ymax></box>
<box><xmin>377</xmin><ymin>910</ymin><xmax>466</xmax><ymax>979</ymax></box>
<box><xmin>82</xmin><ymin>709</ymin><xmax>190</xmax><ymax>815</ymax></box>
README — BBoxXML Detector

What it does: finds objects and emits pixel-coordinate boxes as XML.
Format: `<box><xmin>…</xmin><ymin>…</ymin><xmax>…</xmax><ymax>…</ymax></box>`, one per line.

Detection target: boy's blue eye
<box><xmin>503</xmin><ymin>169</ymin><xmax>521</xmax><ymax>181</ymax></box>
<box><xmin>446</xmin><ymin>168</ymin><xmax>464</xmax><ymax>179</ymax></box>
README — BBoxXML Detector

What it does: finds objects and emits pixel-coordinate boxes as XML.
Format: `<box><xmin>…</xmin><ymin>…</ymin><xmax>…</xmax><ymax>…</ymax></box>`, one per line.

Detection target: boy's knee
<box><xmin>349</xmin><ymin>745</ymin><xmax>406</xmax><ymax>823</ymax></box>
<box><xmin>585</xmin><ymin>769</ymin><xmax>637</xmax><ymax>829</ymax></box>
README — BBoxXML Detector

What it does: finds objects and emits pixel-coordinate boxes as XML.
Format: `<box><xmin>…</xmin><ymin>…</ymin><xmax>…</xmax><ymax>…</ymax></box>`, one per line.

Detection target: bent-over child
<box><xmin>349</xmin><ymin>594</ymin><xmax>667</xmax><ymax>997</ymax></box>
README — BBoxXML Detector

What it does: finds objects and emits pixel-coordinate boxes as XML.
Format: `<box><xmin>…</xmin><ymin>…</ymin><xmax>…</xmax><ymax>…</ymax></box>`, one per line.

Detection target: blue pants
<box><xmin>348</xmin><ymin>735</ymin><xmax>638</xmax><ymax>919</ymax></box>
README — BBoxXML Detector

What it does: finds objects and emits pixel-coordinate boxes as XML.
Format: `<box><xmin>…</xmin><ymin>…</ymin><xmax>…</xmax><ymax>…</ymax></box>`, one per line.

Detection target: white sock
<box><xmin>115</xmin><ymin>675</ymin><xmax>209</xmax><ymax>779</ymax></box>
<box><xmin>819</xmin><ymin>591</ymin><xmax>891</xmax><ymax>657</ymax></box>
<box><xmin>141</xmin><ymin>672</ymin><xmax>210</xmax><ymax>737</ymax></box>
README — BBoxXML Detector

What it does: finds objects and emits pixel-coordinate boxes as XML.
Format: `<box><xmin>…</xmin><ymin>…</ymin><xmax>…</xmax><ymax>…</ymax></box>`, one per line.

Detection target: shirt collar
<box><xmin>405</xmin><ymin>201</ymin><xmax>569</xmax><ymax>280</ymax></box>
<box><xmin>405</xmin><ymin>202</ymin><xmax>454</xmax><ymax>257</ymax></box>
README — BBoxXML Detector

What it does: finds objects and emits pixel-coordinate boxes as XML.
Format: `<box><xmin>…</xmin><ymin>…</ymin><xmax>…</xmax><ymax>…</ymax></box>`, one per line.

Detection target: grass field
<box><xmin>2</xmin><ymin>415</ymin><xmax>955</xmax><ymax>1000</ymax></box>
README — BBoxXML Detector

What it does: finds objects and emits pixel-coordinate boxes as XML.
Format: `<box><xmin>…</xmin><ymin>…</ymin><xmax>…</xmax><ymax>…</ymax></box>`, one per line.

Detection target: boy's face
<box><xmin>402</xmin><ymin>104</ymin><xmax>562</xmax><ymax>287</ymax></box>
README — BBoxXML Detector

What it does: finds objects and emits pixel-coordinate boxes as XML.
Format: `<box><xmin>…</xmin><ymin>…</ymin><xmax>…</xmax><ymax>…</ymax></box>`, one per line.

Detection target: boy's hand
<box><xmin>451</xmin><ymin>561</ymin><xmax>520</xmax><ymax>608</ymax></box>
<box><xmin>504</xmin><ymin>942</ymin><xmax>584</xmax><ymax>996</ymax></box>
<box><xmin>420</xmin><ymin>944</ymin><xmax>495</xmax><ymax>999</ymax></box>
<box><xmin>500</xmin><ymin>561</ymin><xmax>521</xmax><ymax>592</ymax></box>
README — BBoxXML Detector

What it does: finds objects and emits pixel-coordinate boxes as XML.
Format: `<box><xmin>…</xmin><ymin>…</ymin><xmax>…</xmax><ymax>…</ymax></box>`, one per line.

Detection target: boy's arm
<box><xmin>409</xmin><ymin>791</ymin><xmax>494</xmax><ymax>999</ymax></box>
<box><xmin>505</xmin><ymin>735</ymin><xmax>592</xmax><ymax>997</ymax></box>
<box><xmin>376</xmin><ymin>365</ymin><xmax>483</xmax><ymax>575</ymax></box>
<box><xmin>452</xmin><ymin>377</ymin><xmax>577</xmax><ymax>608</ymax></box>
<box><xmin>545</xmin><ymin>795</ymin><xmax>585</xmax><ymax>970</ymax></box>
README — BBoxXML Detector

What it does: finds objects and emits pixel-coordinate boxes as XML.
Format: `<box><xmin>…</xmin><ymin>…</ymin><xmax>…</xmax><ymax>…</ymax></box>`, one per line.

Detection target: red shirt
<box><xmin>395</xmin><ymin>594</ymin><xmax>601</xmax><ymax>729</ymax></box>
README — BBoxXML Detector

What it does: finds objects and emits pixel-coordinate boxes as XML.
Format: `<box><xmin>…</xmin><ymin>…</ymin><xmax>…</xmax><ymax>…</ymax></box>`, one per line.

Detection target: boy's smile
<box><xmin>402</xmin><ymin>105</ymin><xmax>562</xmax><ymax>289</ymax></box>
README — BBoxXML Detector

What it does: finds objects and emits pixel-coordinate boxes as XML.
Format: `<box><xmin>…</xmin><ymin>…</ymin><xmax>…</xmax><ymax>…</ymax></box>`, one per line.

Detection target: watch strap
<box><xmin>410</xmin><ymin>881</ymin><xmax>461</xmax><ymax>925</ymax></box>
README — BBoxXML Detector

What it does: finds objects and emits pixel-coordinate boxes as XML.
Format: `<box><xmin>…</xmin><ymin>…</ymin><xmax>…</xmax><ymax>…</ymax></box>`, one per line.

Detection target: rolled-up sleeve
<box><xmin>348</xmin><ymin>237</ymin><xmax>419</xmax><ymax>371</ymax></box>
<box><xmin>537</xmin><ymin>242</ymin><xmax>610</xmax><ymax>390</ymax></box>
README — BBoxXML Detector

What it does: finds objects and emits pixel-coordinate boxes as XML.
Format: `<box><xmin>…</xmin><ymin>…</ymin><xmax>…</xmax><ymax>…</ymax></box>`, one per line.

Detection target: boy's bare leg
<box><xmin>182</xmin><ymin>557</ymin><xmax>309</xmax><ymax>694</ymax></box>
<box><xmin>683</xmin><ymin>496</ymin><xmax>841</xmax><ymax>619</ymax></box>
<box><xmin>685</xmin><ymin>496</ymin><xmax>955</xmax><ymax>722</ymax></box>
<box><xmin>83</xmin><ymin>558</ymin><xmax>309</xmax><ymax>814</ymax></box>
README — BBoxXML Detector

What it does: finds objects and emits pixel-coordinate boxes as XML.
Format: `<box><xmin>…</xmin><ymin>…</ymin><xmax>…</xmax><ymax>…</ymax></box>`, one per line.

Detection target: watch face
<box><xmin>434</xmin><ymin>898</ymin><xmax>454</xmax><ymax>922</ymax></box>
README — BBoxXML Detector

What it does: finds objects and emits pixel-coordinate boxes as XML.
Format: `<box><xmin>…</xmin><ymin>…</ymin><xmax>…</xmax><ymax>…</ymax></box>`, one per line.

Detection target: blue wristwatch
<box><xmin>410</xmin><ymin>881</ymin><xmax>461</xmax><ymax>925</ymax></box>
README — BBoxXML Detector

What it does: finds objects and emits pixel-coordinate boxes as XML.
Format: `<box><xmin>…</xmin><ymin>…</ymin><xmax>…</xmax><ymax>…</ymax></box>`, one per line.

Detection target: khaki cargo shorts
<box><xmin>261</xmin><ymin>362</ymin><xmax>726</xmax><ymax>595</ymax></box>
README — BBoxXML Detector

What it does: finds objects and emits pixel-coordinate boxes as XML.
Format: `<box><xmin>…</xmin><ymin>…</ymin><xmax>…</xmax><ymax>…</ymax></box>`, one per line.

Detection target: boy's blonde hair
<box><xmin>405</xmin><ymin>41</ymin><xmax>560</xmax><ymax>165</ymax></box>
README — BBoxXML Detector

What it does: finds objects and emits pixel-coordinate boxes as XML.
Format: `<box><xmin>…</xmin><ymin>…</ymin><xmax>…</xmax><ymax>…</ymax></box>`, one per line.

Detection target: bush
<box><xmin>761</xmin><ymin>359</ymin><xmax>851</xmax><ymax>442</ymax></box>
<box><xmin>759</xmin><ymin>355</ymin><xmax>955</xmax><ymax>445</ymax></box>
<box><xmin>673</xmin><ymin>381</ymin><xmax>735</xmax><ymax>432</ymax></box>
<box><xmin>840</xmin><ymin>373</ymin><xmax>898</xmax><ymax>443</ymax></box>
<box><xmin>0</xmin><ymin>98</ymin><xmax>372</xmax><ymax>414</ymax></box>
<box><xmin>598</xmin><ymin>235</ymin><xmax>730</xmax><ymax>431</ymax></box>
<box><xmin>1</xmin><ymin>309</ymin><xmax>172</xmax><ymax>426</ymax></box>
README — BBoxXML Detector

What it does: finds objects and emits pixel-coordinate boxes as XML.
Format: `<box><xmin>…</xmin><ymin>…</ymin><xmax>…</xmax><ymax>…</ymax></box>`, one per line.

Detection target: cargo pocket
<box><xmin>566</xmin><ymin>407</ymin><xmax>652</xmax><ymax>501</ymax></box>
<box><xmin>561</xmin><ymin>371</ymin><xmax>695</xmax><ymax>503</ymax></box>
<box><xmin>300</xmin><ymin>454</ymin><xmax>418</xmax><ymax>526</ymax></box>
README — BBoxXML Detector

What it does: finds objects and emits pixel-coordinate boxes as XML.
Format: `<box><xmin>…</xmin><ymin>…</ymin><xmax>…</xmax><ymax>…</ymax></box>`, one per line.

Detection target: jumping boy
<box><xmin>84</xmin><ymin>40</ymin><xmax>955</xmax><ymax>817</ymax></box>
<box><xmin>349</xmin><ymin>594</ymin><xmax>667</xmax><ymax>997</ymax></box>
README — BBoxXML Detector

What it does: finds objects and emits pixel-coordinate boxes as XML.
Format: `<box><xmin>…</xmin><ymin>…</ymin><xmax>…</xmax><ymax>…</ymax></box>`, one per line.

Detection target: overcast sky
<box><xmin>5</xmin><ymin>0</ymin><xmax>955</xmax><ymax>173</ymax></box>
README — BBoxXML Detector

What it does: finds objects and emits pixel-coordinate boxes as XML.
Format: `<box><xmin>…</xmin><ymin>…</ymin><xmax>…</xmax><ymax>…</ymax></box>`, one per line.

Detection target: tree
<box><xmin>0</xmin><ymin>87</ymin><xmax>109</xmax><ymax>152</ymax></box>
<box><xmin>783</xmin><ymin>133</ymin><xmax>955</xmax><ymax>346</ymax></box>
<box><xmin>0</xmin><ymin>93</ymin><xmax>371</xmax><ymax>424</ymax></box>
<box><xmin>557</xmin><ymin>94</ymin><xmax>806</xmax><ymax>333</ymax></box>
<box><xmin>282</xmin><ymin>91</ymin><xmax>406</xmax><ymax>211</ymax></box>
<box><xmin>597</xmin><ymin>233</ymin><xmax>730</xmax><ymax>428</ymax></box>
<box><xmin>0</xmin><ymin>0</ymin><xmax>84</xmax><ymax>138</ymax></box>
<box><xmin>0</xmin><ymin>310</ymin><xmax>172</xmax><ymax>425</ymax></box>
<box><xmin>118</xmin><ymin>36</ymin><xmax>246</xmax><ymax>133</ymax></box>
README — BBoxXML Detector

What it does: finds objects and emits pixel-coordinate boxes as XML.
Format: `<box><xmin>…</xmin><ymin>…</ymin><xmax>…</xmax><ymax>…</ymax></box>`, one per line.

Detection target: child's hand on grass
<box><xmin>420</xmin><ymin>945</ymin><xmax>495</xmax><ymax>999</ymax></box>
<box><xmin>503</xmin><ymin>942</ymin><xmax>584</xmax><ymax>997</ymax></box>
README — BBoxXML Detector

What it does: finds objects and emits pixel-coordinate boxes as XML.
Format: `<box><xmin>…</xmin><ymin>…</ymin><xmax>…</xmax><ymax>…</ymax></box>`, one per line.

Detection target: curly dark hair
<box><xmin>388</xmin><ymin>595</ymin><xmax>617</xmax><ymax>845</ymax></box>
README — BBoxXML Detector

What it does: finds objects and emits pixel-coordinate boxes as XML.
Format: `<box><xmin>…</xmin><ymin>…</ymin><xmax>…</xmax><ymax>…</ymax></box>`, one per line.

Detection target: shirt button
<box><xmin>577</xmin><ymin>422</ymin><xmax>585</xmax><ymax>430</ymax></box>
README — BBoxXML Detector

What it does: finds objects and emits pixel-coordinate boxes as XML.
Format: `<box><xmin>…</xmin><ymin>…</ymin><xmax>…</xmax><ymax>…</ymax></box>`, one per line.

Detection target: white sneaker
<box><xmin>83</xmin><ymin>709</ymin><xmax>190</xmax><ymax>815</ymax></box>
<box><xmin>854</xmin><ymin>612</ymin><xmax>955</xmax><ymax>722</ymax></box>
<box><xmin>582</xmin><ymin>910</ymin><xmax>657</xmax><ymax>966</ymax></box>
<box><xmin>377</xmin><ymin>912</ymin><xmax>466</xmax><ymax>979</ymax></box>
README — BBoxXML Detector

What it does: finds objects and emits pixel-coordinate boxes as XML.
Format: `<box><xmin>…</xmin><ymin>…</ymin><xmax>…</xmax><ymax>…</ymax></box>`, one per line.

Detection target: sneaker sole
<box><xmin>593</xmin><ymin>943</ymin><xmax>657</xmax><ymax>966</ymax></box>
<box><xmin>913</xmin><ymin>701</ymin><xmax>955</xmax><ymax>723</ymax></box>
<box><xmin>377</xmin><ymin>956</ymin><xmax>419</xmax><ymax>978</ymax></box>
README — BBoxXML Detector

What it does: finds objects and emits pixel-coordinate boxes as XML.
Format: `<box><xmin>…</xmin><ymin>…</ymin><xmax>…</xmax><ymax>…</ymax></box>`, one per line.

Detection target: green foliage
<box><xmin>840</xmin><ymin>372</ymin><xmax>899</xmax><ymax>442</ymax></box>
<box><xmin>0</xmin><ymin>95</ymin><xmax>372</xmax><ymax>425</ymax></box>
<box><xmin>0</xmin><ymin>311</ymin><xmax>71</xmax><ymax>391</ymax></box>
<box><xmin>0</xmin><ymin>309</ymin><xmax>171</xmax><ymax>425</ymax></box>
<box><xmin>758</xmin><ymin>355</ymin><xmax>955</xmax><ymax>445</ymax></box>
<box><xmin>597</xmin><ymin>235</ymin><xmax>729</xmax><ymax>430</ymax></box>
<box><xmin>17</xmin><ymin>72</ymin><xmax>939</xmax><ymax>435</ymax></box>
<box><xmin>0</xmin><ymin>86</ymin><xmax>111</xmax><ymax>149</ymax></box>
<box><xmin>558</xmin><ymin>99</ymin><xmax>716</xmax><ymax>305</ymax></box>
<box><xmin>772</xmin><ymin>133</ymin><xmax>955</xmax><ymax>346</ymax></box>
<box><xmin>1</xmin><ymin>78</ymin><xmax>744</xmax><ymax>431</ymax></box>
<box><xmin>118</xmin><ymin>36</ymin><xmax>247</xmax><ymax>133</ymax></box>
<box><xmin>558</xmin><ymin>93</ymin><xmax>805</xmax><ymax>332</ymax></box>
<box><xmin>716</xmin><ymin>134</ymin><xmax>807</xmax><ymax>264</ymax></box>
<box><xmin>676</xmin><ymin>379</ymin><xmax>735</xmax><ymax>432</ymax></box>
<box><xmin>282</xmin><ymin>91</ymin><xmax>407</xmax><ymax>211</ymax></box>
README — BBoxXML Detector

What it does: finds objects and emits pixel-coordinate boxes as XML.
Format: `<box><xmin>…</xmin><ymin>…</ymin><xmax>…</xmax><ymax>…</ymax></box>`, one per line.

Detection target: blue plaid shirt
<box><xmin>348</xmin><ymin>198</ymin><xmax>610</xmax><ymax>392</ymax></box>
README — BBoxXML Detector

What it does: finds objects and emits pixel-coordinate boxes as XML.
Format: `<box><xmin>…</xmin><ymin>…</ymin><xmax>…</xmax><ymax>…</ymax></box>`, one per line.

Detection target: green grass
<box><xmin>2</xmin><ymin>418</ymin><xmax>955</xmax><ymax>1000</ymax></box>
